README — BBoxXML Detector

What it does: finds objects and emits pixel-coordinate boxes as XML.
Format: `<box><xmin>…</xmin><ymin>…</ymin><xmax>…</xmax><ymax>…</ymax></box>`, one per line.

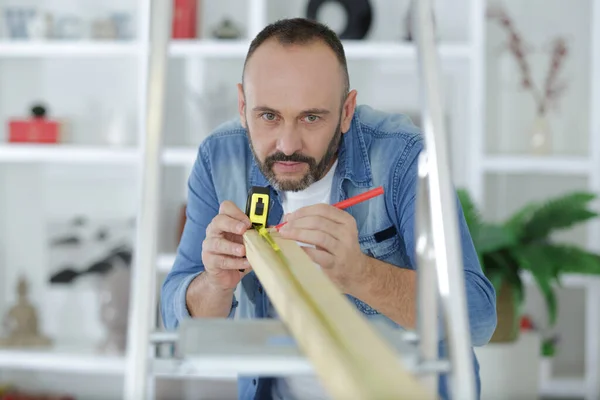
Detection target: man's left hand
<box><xmin>277</xmin><ymin>204</ymin><xmax>369</xmax><ymax>293</ymax></box>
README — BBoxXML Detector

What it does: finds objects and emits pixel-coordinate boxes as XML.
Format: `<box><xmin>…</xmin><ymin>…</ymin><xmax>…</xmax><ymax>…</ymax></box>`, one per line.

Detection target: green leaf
<box><xmin>475</xmin><ymin>224</ymin><xmax>517</xmax><ymax>254</ymax></box>
<box><xmin>505</xmin><ymin>203</ymin><xmax>539</xmax><ymax>240</ymax></box>
<box><xmin>540</xmin><ymin>244</ymin><xmax>600</xmax><ymax>275</ymax></box>
<box><xmin>522</xmin><ymin>192</ymin><xmax>597</xmax><ymax>242</ymax></box>
<box><xmin>511</xmin><ymin>246</ymin><xmax>558</xmax><ymax>326</ymax></box>
<box><xmin>457</xmin><ymin>189</ymin><xmax>481</xmax><ymax>233</ymax></box>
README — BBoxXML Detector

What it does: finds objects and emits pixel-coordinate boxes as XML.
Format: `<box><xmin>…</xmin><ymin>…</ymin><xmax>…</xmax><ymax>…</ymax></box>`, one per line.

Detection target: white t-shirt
<box><xmin>270</xmin><ymin>159</ymin><xmax>338</xmax><ymax>400</ymax></box>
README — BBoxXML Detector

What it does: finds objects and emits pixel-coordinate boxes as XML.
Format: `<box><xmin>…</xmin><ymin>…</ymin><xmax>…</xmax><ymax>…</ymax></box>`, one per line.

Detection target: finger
<box><xmin>224</xmin><ymin>232</ymin><xmax>244</xmax><ymax>245</ymax></box>
<box><xmin>207</xmin><ymin>214</ymin><xmax>250</xmax><ymax>237</ymax></box>
<box><xmin>302</xmin><ymin>247</ymin><xmax>334</xmax><ymax>269</ymax></box>
<box><xmin>203</xmin><ymin>237</ymin><xmax>246</xmax><ymax>257</ymax></box>
<box><xmin>287</xmin><ymin>203</ymin><xmax>350</xmax><ymax>224</ymax></box>
<box><xmin>279</xmin><ymin>227</ymin><xmax>338</xmax><ymax>255</ymax></box>
<box><xmin>205</xmin><ymin>253</ymin><xmax>251</xmax><ymax>271</ymax></box>
<box><xmin>280</xmin><ymin>215</ymin><xmax>344</xmax><ymax>241</ymax></box>
<box><xmin>220</xmin><ymin>200</ymin><xmax>251</xmax><ymax>225</ymax></box>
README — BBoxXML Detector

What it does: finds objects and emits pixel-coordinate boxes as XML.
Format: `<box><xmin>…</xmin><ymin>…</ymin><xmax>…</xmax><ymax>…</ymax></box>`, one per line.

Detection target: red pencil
<box><xmin>274</xmin><ymin>186</ymin><xmax>384</xmax><ymax>231</ymax></box>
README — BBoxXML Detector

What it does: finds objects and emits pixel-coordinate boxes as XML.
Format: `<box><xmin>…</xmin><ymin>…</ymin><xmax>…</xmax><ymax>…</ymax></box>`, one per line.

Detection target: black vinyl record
<box><xmin>306</xmin><ymin>0</ymin><xmax>373</xmax><ymax>39</ymax></box>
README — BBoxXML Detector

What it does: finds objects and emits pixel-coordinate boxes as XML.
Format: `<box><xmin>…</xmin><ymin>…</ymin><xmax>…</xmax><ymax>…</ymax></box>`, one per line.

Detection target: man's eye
<box><xmin>261</xmin><ymin>113</ymin><xmax>276</xmax><ymax>121</ymax></box>
<box><xmin>304</xmin><ymin>115</ymin><xmax>319</xmax><ymax>123</ymax></box>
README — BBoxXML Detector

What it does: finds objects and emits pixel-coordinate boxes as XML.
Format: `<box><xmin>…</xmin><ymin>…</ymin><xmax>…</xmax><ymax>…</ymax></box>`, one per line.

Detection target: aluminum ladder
<box><xmin>123</xmin><ymin>0</ymin><xmax>477</xmax><ymax>399</ymax></box>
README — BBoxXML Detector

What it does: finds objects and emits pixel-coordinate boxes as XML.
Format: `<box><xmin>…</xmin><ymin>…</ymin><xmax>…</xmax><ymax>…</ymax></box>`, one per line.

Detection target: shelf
<box><xmin>170</xmin><ymin>39</ymin><xmax>471</xmax><ymax>60</ymax></box>
<box><xmin>0</xmin><ymin>41</ymin><xmax>141</xmax><ymax>57</ymax></box>
<box><xmin>0</xmin><ymin>145</ymin><xmax>201</xmax><ymax>165</ymax></box>
<box><xmin>0</xmin><ymin>343</ymin><xmax>125</xmax><ymax>375</ymax></box>
<box><xmin>162</xmin><ymin>147</ymin><xmax>197</xmax><ymax>165</ymax></box>
<box><xmin>539</xmin><ymin>377</ymin><xmax>587</xmax><ymax>398</ymax></box>
<box><xmin>521</xmin><ymin>271</ymin><xmax>598</xmax><ymax>288</ymax></box>
<box><xmin>482</xmin><ymin>155</ymin><xmax>591</xmax><ymax>175</ymax></box>
<box><xmin>0</xmin><ymin>144</ymin><xmax>139</xmax><ymax>164</ymax></box>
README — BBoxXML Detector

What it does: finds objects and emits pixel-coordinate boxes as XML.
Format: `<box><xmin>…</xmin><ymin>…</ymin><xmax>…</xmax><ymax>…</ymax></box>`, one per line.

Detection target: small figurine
<box><xmin>0</xmin><ymin>276</ymin><xmax>52</xmax><ymax>348</ymax></box>
<box><xmin>212</xmin><ymin>18</ymin><xmax>241</xmax><ymax>39</ymax></box>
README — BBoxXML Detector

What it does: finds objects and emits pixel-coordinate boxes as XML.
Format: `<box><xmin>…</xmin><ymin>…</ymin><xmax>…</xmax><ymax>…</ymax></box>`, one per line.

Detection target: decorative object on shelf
<box><xmin>91</xmin><ymin>18</ymin><xmax>118</xmax><ymax>40</ymax></box>
<box><xmin>46</xmin><ymin>215</ymin><xmax>134</xmax><ymax>355</ymax></box>
<box><xmin>2</xmin><ymin>8</ymin><xmax>132</xmax><ymax>41</ymax></box>
<box><xmin>105</xmin><ymin>109</ymin><xmax>134</xmax><ymax>147</ymax></box>
<box><xmin>2</xmin><ymin>7</ymin><xmax>41</xmax><ymax>39</ymax></box>
<box><xmin>306</xmin><ymin>0</ymin><xmax>372</xmax><ymax>39</ymax></box>
<box><xmin>0</xmin><ymin>276</ymin><xmax>52</xmax><ymax>348</ymax></box>
<box><xmin>172</xmin><ymin>0</ymin><xmax>198</xmax><ymax>39</ymax></box>
<box><xmin>457</xmin><ymin>189</ymin><xmax>600</xmax><ymax>343</ymax></box>
<box><xmin>8</xmin><ymin>103</ymin><xmax>61</xmax><ymax>143</ymax></box>
<box><xmin>212</xmin><ymin>18</ymin><xmax>242</xmax><ymax>40</ymax></box>
<box><xmin>403</xmin><ymin>0</ymin><xmax>437</xmax><ymax>42</ymax></box>
<box><xmin>47</xmin><ymin>216</ymin><xmax>135</xmax><ymax>284</ymax></box>
<box><xmin>487</xmin><ymin>5</ymin><xmax>569</xmax><ymax>155</ymax></box>
<box><xmin>97</xmin><ymin>252</ymin><xmax>131</xmax><ymax>355</ymax></box>
<box><xmin>53</xmin><ymin>15</ymin><xmax>84</xmax><ymax>40</ymax></box>
<box><xmin>110</xmin><ymin>12</ymin><xmax>133</xmax><ymax>40</ymax></box>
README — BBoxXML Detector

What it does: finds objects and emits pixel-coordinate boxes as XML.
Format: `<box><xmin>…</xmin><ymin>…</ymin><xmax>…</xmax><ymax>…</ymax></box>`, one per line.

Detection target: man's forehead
<box><xmin>243</xmin><ymin>39</ymin><xmax>344</xmax><ymax>101</ymax></box>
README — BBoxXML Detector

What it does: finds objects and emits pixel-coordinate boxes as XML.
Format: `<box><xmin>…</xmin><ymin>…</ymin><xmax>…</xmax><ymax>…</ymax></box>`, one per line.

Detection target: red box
<box><xmin>172</xmin><ymin>0</ymin><xmax>198</xmax><ymax>39</ymax></box>
<box><xmin>8</xmin><ymin>119</ymin><xmax>60</xmax><ymax>143</ymax></box>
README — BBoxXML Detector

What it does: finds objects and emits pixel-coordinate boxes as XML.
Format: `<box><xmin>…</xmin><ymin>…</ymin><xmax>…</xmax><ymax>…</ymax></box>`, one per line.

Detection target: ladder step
<box><xmin>151</xmin><ymin>318</ymin><xmax>427</xmax><ymax>379</ymax></box>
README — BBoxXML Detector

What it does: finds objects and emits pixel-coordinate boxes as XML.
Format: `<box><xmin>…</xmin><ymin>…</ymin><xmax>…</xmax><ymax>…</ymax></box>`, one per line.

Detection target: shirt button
<box><xmin>253</xmin><ymin>379</ymin><xmax>257</xmax><ymax>385</ymax></box>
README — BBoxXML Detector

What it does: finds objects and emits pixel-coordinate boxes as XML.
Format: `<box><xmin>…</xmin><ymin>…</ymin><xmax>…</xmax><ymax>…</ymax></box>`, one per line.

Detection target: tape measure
<box><xmin>245</xmin><ymin>186</ymin><xmax>280</xmax><ymax>252</ymax></box>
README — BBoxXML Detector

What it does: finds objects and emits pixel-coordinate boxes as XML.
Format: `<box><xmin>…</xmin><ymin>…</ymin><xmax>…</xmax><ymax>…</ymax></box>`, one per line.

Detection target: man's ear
<box><xmin>340</xmin><ymin>89</ymin><xmax>357</xmax><ymax>134</ymax></box>
<box><xmin>237</xmin><ymin>83</ymin><xmax>246</xmax><ymax>128</ymax></box>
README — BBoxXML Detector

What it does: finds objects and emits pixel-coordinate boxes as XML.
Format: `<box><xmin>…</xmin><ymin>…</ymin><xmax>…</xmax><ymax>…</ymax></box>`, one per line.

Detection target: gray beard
<box><xmin>248</xmin><ymin>120</ymin><xmax>342</xmax><ymax>192</ymax></box>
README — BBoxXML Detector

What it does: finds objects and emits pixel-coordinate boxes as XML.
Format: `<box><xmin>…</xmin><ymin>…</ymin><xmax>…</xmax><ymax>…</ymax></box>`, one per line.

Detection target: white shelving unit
<box><xmin>4</xmin><ymin>0</ymin><xmax>595</xmax><ymax>398</ymax></box>
<box><xmin>0</xmin><ymin>345</ymin><xmax>125</xmax><ymax>375</ymax></box>
<box><xmin>0</xmin><ymin>41</ymin><xmax>142</xmax><ymax>57</ymax></box>
<box><xmin>465</xmin><ymin>0</ymin><xmax>600</xmax><ymax>399</ymax></box>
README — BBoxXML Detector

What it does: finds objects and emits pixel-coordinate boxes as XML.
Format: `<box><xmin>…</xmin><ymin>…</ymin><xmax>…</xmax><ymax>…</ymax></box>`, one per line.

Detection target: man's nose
<box><xmin>276</xmin><ymin>125</ymin><xmax>302</xmax><ymax>156</ymax></box>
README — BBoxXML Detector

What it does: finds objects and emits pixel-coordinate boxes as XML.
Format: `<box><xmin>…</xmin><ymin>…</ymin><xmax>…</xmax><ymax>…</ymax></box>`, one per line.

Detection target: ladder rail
<box><xmin>413</xmin><ymin>0</ymin><xmax>477</xmax><ymax>399</ymax></box>
<box><xmin>125</xmin><ymin>0</ymin><xmax>478</xmax><ymax>398</ymax></box>
<box><xmin>124</xmin><ymin>0</ymin><xmax>173</xmax><ymax>399</ymax></box>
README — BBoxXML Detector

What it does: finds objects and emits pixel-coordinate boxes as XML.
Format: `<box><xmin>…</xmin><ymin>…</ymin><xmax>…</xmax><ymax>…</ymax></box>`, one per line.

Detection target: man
<box><xmin>161</xmin><ymin>17</ymin><xmax>497</xmax><ymax>400</ymax></box>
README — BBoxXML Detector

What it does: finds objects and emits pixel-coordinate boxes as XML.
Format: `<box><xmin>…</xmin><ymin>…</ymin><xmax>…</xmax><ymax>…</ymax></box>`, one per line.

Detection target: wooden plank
<box><xmin>243</xmin><ymin>229</ymin><xmax>434</xmax><ymax>400</ymax></box>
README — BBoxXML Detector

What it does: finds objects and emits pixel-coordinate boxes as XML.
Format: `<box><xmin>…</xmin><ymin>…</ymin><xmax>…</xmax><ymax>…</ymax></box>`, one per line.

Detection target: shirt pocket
<box><xmin>347</xmin><ymin>226</ymin><xmax>404</xmax><ymax>316</ymax></box>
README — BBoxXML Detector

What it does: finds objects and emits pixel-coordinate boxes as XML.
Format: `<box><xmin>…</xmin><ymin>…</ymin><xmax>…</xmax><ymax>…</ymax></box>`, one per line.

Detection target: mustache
<box><xmin>264</xmin><ymin>152</ymin><xmax>315</xmax><ymax>166</ymax></box>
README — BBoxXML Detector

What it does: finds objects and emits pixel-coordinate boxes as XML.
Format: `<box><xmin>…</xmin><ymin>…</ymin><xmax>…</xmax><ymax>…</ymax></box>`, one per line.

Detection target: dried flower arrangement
<box><xmin>487</xmin><ymin>5</ymin><xmax>569</xmax><ymax>116</ymax></box>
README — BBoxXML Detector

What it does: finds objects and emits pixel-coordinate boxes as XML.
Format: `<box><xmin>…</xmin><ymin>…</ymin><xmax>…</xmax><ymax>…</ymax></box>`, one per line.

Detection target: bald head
<box><xmin>242</xmin><ymin>18</ymin><xmax>350</xmax><ymax>100</ymax></box>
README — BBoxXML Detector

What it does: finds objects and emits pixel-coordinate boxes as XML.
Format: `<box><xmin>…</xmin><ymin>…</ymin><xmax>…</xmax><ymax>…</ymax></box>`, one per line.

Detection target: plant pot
<box><xmin>490</xmin><ymin>282</ymin><xmax>520</xmax><ymax>343</ymax></box>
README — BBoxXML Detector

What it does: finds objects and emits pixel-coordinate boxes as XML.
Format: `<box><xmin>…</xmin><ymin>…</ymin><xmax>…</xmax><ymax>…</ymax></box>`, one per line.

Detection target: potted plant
<box><xmin>457</xmin><ymin>189</ymin><xmax>600</xmax><ymax>343</ymax></box>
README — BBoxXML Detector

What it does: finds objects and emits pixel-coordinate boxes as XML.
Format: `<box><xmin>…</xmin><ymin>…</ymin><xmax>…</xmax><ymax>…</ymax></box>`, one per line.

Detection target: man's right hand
<box><xmin>201</xmin><ymin>200</ymin><xmax>253</xmax><ymax>290</ymax></box>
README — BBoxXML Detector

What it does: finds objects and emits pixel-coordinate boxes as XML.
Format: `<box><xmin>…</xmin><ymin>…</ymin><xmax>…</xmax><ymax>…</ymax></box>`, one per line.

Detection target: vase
<box><xmin>97</xmin><ymin>266</ymin><xmax>130</xmax><ymax>354</ymax></box>
<box><xmin>490</xmin><ymin>281</ymin><xmax>520</xmax><ymax>343</ymax></box>
<box><xmin>529</xmin><ymin>113</ymin><xmax>552</xmax><ymax>155</ymax></box>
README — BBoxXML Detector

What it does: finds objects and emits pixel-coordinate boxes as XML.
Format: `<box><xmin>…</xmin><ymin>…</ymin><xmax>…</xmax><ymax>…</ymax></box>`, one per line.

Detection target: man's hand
<box><xmin>201</xmin><ymin>201</ymin><xmax>252</xmax><ymax>291</ymax></box>
<box><xmin>278</xmin><ymin>204</ymin><xmax>369</xmax><ymax>293</ymax></box>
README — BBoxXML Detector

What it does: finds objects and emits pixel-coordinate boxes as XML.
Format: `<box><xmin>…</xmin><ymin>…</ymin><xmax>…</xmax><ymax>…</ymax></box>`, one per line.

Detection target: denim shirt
<box><xmin>161</xmin><ymin>104</ymin><xmax>497</xmax><ymax>400</ymax></box>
